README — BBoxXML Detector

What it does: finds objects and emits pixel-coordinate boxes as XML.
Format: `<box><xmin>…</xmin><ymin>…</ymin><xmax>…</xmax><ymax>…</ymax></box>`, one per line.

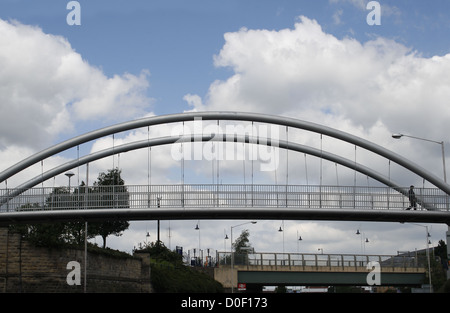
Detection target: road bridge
<box><xmin>213</xmin><ymin>251</ymin><xmax>427</xmax><ymax>291</ymax></box>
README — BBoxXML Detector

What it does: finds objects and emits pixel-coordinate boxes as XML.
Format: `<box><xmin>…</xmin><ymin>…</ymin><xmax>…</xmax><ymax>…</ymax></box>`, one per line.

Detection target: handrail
<box><xmin>216</xmin><ymin>251</ymin><xmax>429</xmax><ymax>270</ymax></box>
<box><xmin>1</xmin><ymin>184</ymin><xmax>449</xmax><ymax>213</ymax></box>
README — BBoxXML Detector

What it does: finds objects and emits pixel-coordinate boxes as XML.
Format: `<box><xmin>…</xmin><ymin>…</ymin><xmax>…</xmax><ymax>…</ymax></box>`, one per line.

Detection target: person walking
<box><xmin>407</xmin><ymin>185</ymin><xmax>417</xmax><ymax>210</ymax></box>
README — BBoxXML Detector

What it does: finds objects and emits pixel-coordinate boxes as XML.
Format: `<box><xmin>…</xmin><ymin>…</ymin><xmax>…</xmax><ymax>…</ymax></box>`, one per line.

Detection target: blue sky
<box><xmin>2</xmin><ymin>0</ymin><xmax>450</xmax><ymax>118</ymax></box>
<box><xmin>1</xmin><ymin>1</ymin><xmax>450</xmax><ymax>257</ymax></box>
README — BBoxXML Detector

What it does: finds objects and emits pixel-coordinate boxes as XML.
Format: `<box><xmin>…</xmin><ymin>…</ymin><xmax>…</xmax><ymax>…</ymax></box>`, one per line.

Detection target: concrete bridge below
<box><xmin>213</xmin><ymin>252</ymin><xmax>427</xmax><ymax>291</ymax></box>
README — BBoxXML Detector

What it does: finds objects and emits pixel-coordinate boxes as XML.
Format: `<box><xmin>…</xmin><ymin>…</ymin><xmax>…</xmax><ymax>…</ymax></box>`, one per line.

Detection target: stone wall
<box><xmin>0</xmin><ymin>227</ymin><xmax>152</xmax><ymax>293</ymax></box>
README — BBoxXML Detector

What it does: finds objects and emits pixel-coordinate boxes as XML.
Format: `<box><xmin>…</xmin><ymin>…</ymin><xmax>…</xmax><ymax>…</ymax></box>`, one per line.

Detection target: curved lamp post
<box><xmin>392</xmin><ymin>133</ymin><xmax>449</xmax><ymax>281</ymax></box>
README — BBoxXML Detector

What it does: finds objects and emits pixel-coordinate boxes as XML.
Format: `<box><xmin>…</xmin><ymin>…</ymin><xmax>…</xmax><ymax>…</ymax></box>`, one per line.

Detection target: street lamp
<box><xmin>65</xmin><ymin>171</ymin><xmax>75</xmax><ymax>191</ymax></box>
<box><xmin>224</xmin><ymin>230</ymin><xmax>229</xmax><ymax>265</ymax></box>
<box><xmin>392</xmin><ymin>133</ymin><xmax>449</xmax><ymax>280</ymax></box>
<box><xmin>391</xmin><ymin>133</ymin><xmax>447</xmax><ymax>183</ymax></box>
<box><xmin>406</xmin><ymin>223</ymin><xmax>433</xmax><ymax>293</ymax></box>
<box><xmin>195</xmin><ymin>221</ymin><xmax>200</xmax><ymax>265</ymax></box>
<box><xmin>356</xmin><ymin>229</ymin><xmax>369</xmax><ymax>254</ymax></box>
<box><xmin>146</xmin><ymin>232</ymin><xmax>150</xmax><ymax>244</ymax></box>
<box><xmin>296</xmin><ymin>230</ymin><xmax>303</xmax><ymax>251</ymax></box>
<box><xmin>231</xmin><ymin>221</ymin><xmax>257</xmax><ymax>293</ymax></box>
<box><xmin>278</xmin><ymin>220</ymin><xmax>285</xmax><ymax>256</ymax></box>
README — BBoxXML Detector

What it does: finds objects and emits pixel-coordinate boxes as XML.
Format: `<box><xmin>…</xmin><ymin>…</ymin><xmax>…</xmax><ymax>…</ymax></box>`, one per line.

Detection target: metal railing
<box><xmin>0</xmin><ymin>184</ymin><xmax>448</xmax><ymax>213</ymax></box>
<box><xmin>216</xmin><ymin>251</ymin><xmax>428</xmax><ymax>270</ymax></box>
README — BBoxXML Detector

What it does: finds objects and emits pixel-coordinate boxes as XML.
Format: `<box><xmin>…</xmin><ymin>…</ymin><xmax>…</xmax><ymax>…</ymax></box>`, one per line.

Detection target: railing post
<box><xmin>260</xmin><ymin>253</ymin><xmax>263</xmax><ymax>270</ymax></box>
<box><xmin>386</xmin><ymin>187</ymin><xmax>390</xmax><ymax>210</ymax></box>
<box><xmin>285</xmin><ymin>184</ymin><xmax>288</xmax><ymax>208</ymax></box>
<box><xmin>274</xmin><ymin>253</ymin><xmax>277</xmax><ymax>270</ymax></box>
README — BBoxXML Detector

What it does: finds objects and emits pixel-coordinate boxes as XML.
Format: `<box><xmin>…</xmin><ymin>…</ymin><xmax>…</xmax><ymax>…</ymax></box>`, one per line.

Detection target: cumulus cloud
<box><xmin>185</xmin><ymin>16</ymin><xmax>450</xmax><ymax>183</ymax></box>
<box><xmin>91</xmin><ymin>16</ymin><xmax>450</xmax><ymax>255</ymax></box>
<box><xmin>0</xmin><ymin>19</ymin><xmax>153</xmax><ymax>150</ymax></box>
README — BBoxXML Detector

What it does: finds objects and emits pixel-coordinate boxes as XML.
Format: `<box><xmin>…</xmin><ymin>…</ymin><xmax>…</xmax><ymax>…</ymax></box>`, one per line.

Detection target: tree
<box><xmin>88</xmin><ymin>168</ymin><xmax>130</xmax><ymax>248</ymax></box>
<box><xmin>9</xmin><ymin>169</ymin><xmax>130</xmax><ymax>248</ymax></box>
<box><xmin>431</xmin><ymin>240</ymin><xmax>448</xmax><ymax>291</ymax></box>
<box><xmin>233</xmin><ymin>229</ymin><xmax>253</xmax><ymax>252</ymax></box>
<box><xmin>233</xmin><ymin>229</ymin><xmax>253</xmax><ymax>265</ymax></box>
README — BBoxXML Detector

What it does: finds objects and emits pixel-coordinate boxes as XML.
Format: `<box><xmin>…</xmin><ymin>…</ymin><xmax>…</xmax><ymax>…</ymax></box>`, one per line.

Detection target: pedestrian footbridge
<box><xmin>0</xmin><ymin>183</ymin><xmax>449</xmax><ymax>224</ymax></box>
<box><xmin>0</xmin><ymin>111</ymin><xmax>449</xmax><ymax>225</ymax></box>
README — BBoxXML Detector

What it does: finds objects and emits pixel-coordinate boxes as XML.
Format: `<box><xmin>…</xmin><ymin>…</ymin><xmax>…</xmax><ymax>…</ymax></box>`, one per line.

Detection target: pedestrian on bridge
<box><xmin>407</xmin><ymin>185</ymin><xmax>417</xmax><ymax>210</ymax></box>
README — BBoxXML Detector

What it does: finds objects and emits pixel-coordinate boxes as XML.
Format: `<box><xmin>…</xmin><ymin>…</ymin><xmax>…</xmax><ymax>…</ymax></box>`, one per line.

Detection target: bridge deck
<box><xmin>1</xmin><ymin>184</ymin><xmax>449</xmax><ymax>224</ymax></box>
<box><xmin>214</xmin><ymin>252</ymin><xmax>427</xmax><ymax>288</ymax></box>
<box><xmin>217</xmin><ymin>251</ymin><xmax>428</xmax><ymax>270</ymax></box>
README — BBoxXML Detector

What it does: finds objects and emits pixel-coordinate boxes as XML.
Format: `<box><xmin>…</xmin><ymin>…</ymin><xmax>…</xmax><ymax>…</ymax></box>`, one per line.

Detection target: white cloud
<box><xmin>87</xmin><ymin>16</ymin><xmax>450</xmax><ymax>257</ymax></box>
<box><xmin>1</xmin><ymin>16</ymin><xmax>447</xmax><ymax>258</ymax></box>
<box><xmin>185</xmin><ymin>16</ymin><xmax>450</xmax><ymax>184</ymax></box>
<box><xmin>0</xmin><ymin>19</ymin><xmax>153</xmax><ymax>151</ymax></box>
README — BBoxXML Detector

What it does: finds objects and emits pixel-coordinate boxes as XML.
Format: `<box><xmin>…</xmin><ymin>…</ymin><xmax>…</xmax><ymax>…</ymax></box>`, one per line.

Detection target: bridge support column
<box><xmin>214</xmin><ymin>266</ymin><xmax>237</xmax><ymax>290</ymax></box>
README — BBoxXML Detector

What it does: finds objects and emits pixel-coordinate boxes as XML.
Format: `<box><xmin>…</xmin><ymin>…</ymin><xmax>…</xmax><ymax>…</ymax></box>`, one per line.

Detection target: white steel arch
<box><xmin>0</xmin><ymin>112</ymin><xmax>450</xmax><ymax>195</ymax></box>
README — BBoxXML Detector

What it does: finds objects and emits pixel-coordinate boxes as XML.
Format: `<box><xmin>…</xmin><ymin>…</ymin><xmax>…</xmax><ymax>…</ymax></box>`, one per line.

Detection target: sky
<box><xmin>0</xmin><ymin>0</ymin><xmax>450</xmax><ymax>259</ymax></box>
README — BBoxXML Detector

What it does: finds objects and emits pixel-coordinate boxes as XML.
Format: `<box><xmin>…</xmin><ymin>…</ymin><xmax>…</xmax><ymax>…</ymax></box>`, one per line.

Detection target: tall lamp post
<box><xmin>391</xmin><ymin>134</ymin><xmax>447</xmax><ymax>183</ymax></box>
<box><xmin>195</xmin><ymin>221</ymin><xmax>201</xmax><ymax>265</ymax></box>
<box><xmin>231</xmin><ymin>221</ymin><xmax>257</xmax><ymax>293</ymax></box>
<box><xmin>392</xmin><ymin>133</ymin><xmax>449</xmax><ymax>280</ymax></box>
<box><xmin>408</xmin><ymin>223</ymin><xmax>432</xmax><ymax>292</ymax></box>
<box><xmin>356</xmin><ymin>229</ymin><xmax>369</xmax><ymax>254</ymax></box>
<box><xmin>65</xmin><ymin>171</ymin><xmax>74</xmax><ymax>192</ymax></box>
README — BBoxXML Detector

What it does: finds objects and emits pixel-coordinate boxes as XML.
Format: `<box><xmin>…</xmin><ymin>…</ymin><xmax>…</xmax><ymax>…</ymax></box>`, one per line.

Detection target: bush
<box><xmin>136</xmin><ymin>241</ymin><xmax>223</xmax><ymax>293</ymax></box>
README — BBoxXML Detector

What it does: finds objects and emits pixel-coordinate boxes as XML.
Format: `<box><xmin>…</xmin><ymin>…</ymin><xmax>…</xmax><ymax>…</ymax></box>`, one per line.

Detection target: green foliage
<box><xmin>232</xmin><ymin>229</ymin><xmax>252</xmax><ymax>252</ymax></box>
<box><xmin>88</xmin><ymin>220</ymin><xmax>129</xmax><ymax>249</ymax></box>
<box><xmin>138</xmin><ymin>241</ymin><xmax>183</xmax><ymax>264</ymax></box>
<box><xmin>89</xmin><ymin>168</ymin><xmax>130</xmax><ymax>248</ymax></box>
<box><xmin>10</xmin><ymin>168</ymin><xmax>130</xmax><ymax>249</ymax></box>
<box><xmin>10</xmin><ymin>223</ymin><xmax>67</xmax><ymax>247</ymax></box>
<box><xmin>232</xmin><ymin>229</ymin><xmax>254</xmax><ymax>265</ymax></box>
<box><xmin>150</xmin><ymin>263</ymin><xmax>223</xmax><ymax>293</ymax></box>
<box><xmin>135</xmin><ymin>241</ymin><xmax>224</xmax><ymax>293</ymax></box>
